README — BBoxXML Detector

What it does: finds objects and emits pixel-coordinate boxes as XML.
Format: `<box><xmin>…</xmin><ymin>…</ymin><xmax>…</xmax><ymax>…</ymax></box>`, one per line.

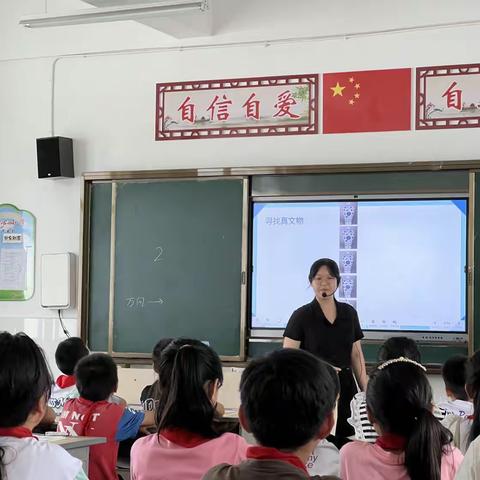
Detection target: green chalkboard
<box><xmin>88</xmin><ymin>183</ymin><xmax>112</xmax><ymax>352</ymax></box>
<box><xmin>87</xmin><ymin>178</ymin><xmax>246</xmax><ymax>358</ymax></box>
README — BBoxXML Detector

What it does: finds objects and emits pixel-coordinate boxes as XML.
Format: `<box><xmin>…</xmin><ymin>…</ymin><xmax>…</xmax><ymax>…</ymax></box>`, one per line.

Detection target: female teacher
<box><xmin>283</xmin><ymin>258</ymin><xmax>367</xmax><ymax>439</ymax></box>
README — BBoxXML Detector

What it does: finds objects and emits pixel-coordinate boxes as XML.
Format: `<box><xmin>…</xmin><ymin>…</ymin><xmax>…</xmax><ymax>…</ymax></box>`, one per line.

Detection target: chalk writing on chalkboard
<box><xmin>147</xmin><ymin>298</ymin><xmax>164</xmax><ymax>305</ymax></box>
<box><xmin>126</xmin><ymin>296</ymin><xmax>164</xmax><ymax>308</ymax></box>
<box><xmin>126</xmin><ymin>297</ymin><xmax>144</xmax><ymax>308</ymax></box>
<box><xmin>154</xmin><ymin>246</ymin><xmax>164</xmax><ymax>262</ymax></box>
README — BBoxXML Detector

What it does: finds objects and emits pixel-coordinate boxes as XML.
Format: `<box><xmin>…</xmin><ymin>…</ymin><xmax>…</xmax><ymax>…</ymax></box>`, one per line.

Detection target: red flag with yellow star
<box><xmin>323</xmin><ymin>68</ymin><xmax>411</xmax><ymax>133</ymax></box>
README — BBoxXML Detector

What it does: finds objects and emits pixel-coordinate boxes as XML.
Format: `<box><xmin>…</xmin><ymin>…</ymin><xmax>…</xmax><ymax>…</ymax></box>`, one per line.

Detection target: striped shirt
<box><xmin>348</xmin><ymin>392</ymin><xmax>447</xmax><ymax>442</ymax></box>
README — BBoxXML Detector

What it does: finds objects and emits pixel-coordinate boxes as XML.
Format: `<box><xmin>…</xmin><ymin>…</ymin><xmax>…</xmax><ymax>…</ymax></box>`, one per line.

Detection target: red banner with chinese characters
<box><xmin>416</xmin><ymin>63</ymin><xmax>480</xmax><ymax>130</ymax></box>
<box><xmin>155</xmin><ymin>74</ymin><xmax>318</xmax><ymax>140</ymax></box>
<box><xmin>322</xmin><ymin>68</ymin><xmax>411</xmax><ymax>134</ymax></box>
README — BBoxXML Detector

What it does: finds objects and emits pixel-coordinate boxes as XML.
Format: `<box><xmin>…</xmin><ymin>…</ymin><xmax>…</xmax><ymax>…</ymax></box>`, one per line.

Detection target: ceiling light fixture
<box><xmin>19</xmin><ymin>0</ymin><xmax>207</xmax><ymax>28</ymax></box>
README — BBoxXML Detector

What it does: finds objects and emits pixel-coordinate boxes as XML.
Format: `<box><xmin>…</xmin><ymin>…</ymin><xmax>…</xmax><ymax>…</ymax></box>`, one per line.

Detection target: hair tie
<box><xmin>377</xmin><ymin>356</ymin><xmax>426</xmax><ymax>372</ymax></box>
<box><xmin>414</xmin><ymin>407</ymin><xmax>431</xmax><ymax>421</ymax></box>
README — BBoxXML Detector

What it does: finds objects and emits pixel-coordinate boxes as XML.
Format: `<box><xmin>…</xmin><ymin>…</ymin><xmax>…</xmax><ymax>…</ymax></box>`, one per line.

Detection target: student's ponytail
<box><xmin>467</xmin><ymin>351</ymin><xmax>480</xmax><ymax>444</ymax></box>
<box><xmin>156</xmin><ymin>339</ymin><xmax>223</xmax><ymax>439</ymax></box>
<box><xmin>367</xmin><ymin>361</ymin><xmax>453</xmax><ymax>480</ymax></box>
<box><xmin>404</xmin><ymin>407</ymin><xmax>451</xmax><ymax>480</ymax></box>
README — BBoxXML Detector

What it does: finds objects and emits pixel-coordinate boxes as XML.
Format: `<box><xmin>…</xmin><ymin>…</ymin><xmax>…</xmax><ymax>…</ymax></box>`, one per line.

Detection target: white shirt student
<box><xmin>0</xmin><ymin>332</ymin><xmax>88</xmax><ymax>480</ymax></box>
<box><xmin>442</xmin><ymin>413</ymin><xmax>473</xmax><ymax>454</ymax></box>
<box><xmin>438</xmin><ymin>398</ymin><xmax>474</xmax><ymax>418</ymax></box>
<box><xmin>306</xmin><ymin>438</ymin><xmax>340</xmax><ymax>477</ymax></box>
<box><xmin>0</xmin><ymin>434</ymin><xmax>87</xmax><ymax>480</ymax></box>
<box><xmin>438</xmin><ymin>394</ymin><xmax>474</xmax><ymax>452</ymax></box>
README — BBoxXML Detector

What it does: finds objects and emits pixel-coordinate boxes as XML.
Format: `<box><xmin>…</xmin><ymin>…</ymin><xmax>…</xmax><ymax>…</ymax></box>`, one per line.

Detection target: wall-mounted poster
<box><xmin>0</xmin><ymin>204</ymin><xmax>35</xmax><ymax>300</ymax></box>
<box><xmin>416</xmin><ymin>63</ymin><xmax>480</xmax><ymax>130</ymax></box>
<box><xmin>155</xmin><ymin>74</ymin><xmax>318</xmax><ymax>140</ymax></box>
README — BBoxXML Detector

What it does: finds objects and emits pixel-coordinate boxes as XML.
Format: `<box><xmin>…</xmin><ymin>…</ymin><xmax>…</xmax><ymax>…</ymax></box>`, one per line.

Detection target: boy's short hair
<box><xmin>75</xmin><ymin>353</ymin><xmax>118</xmax><ymax>402</ymax></box>
<box><xmin>55</xmin><ymin>337</ymin><xmax>89</xmax><ymax>375</ymax></box>
<box><xmin>240</xmin><ymin>348</ymin><xmax>339</xmax><ymax>450</ymax></box>
<box><xmin>152</xmin><ymin>338</ymin><xmax>174</xmax><ymax>373</ymax></box>
<box><xmin>378</xmin><ymin>337</ymin><xmax>421</xmax><ymax>363</ymax></box>
<box><xmin>442</xmin><ymin>354</ymin><xmax>469</xmax><ymax>401</ymax></box>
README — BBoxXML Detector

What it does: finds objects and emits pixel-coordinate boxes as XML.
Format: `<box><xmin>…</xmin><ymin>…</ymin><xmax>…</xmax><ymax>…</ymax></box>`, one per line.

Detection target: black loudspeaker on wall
<box><xmin>37</xmin><ymin>136</ymin><xmax>74</xmax><ymax>179</ymax></box>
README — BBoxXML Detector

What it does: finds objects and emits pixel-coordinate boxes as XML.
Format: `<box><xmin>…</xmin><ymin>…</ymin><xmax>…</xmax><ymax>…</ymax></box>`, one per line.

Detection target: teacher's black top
<box><xmin>284</xmin><ymin>299</ymin><xmax>364</xmax><ymax>369</ymax></box>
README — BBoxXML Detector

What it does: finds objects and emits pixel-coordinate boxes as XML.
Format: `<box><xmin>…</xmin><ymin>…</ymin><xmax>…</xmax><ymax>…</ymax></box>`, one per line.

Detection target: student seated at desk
<box><xmin>439</xmin><ymin>354</ymin><xmax>473</xmax><ymax>417</ymax></box>
<box><xmin>442</xmin><ymin>353</ymin><xmax>477</xmax><ymax>453</ymax></box>
<box><xmin>0</xmin><ymin>332</ymin><xmax>87</xmax><ymax>480</ymax></box>
<box><xmin>130</xmin><ymin>339</ymin><xmax>248</xmax><ymax>480</ymax></box>
<box><xmin>348</xmin><ymin>336</ymin><xmax>445</xmax><ymax>443</ymax></box>
<box><xmin>140</xmin><ymin>337</ymin><xmax>226</xmax><ymax>419</ymax></box>
<box><xmin>140</xmin><ymin>337</ymin><xmax>173</xmax><ymax>411</ymax></box>
<box><xmin>204</xmin><ymin>348</ymin><xmax>340</xmax><ymax>480</ymax></box>
<box><xmin>340</xmin><ymin>357</ymin><xmax>463</xmax><ymax>480</ymax></box>
<box><xmin>58</xmin><ymin>353</ymin><xmax>155</xmax><ymax>480</ymax></box>
<box><xmin>48</xmin><ymin>337</ymin><xmax>89</xmax><ymax>416</ymax></box>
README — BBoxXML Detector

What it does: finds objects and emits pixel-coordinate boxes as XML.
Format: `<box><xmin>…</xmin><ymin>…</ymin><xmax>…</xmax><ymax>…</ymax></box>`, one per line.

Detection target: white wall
<box><xmin>1</xmin><ymin>0</ymin><xmax>479</xmax><ymax>401</ymax></box>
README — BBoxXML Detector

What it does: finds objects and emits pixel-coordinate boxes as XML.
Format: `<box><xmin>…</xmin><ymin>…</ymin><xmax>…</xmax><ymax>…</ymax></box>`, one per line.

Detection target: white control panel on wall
<box><xmin>41</xmin><ymin>253</ymin><xmax>75</xmax><ymax>309</ymax></box>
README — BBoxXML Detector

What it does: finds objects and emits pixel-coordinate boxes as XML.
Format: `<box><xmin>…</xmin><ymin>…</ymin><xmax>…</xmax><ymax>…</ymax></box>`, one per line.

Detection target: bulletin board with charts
<box><xmin>0</xmin><ymin>204</ymin><xmax>35</xmax><ymax>301</ymax></box>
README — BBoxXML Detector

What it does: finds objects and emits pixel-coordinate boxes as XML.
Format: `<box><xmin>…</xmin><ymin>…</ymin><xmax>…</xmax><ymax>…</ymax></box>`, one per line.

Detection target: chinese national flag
<box><xmin>323</xmin><ymin>68</ymin><xmax>411</xmax><ymax>133</ymax></box>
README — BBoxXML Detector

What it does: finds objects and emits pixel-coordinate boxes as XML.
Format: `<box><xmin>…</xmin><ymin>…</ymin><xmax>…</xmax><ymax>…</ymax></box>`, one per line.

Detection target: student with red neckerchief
<box><xmin>58</xmin><ymin>353</ymin><xmax>155</xmax><ymax>480</ymax></box>
<box><xmin>340</xmin><ymin>357</ymin><xmax>463</xmax><ymax>480</ymax></box>
<box><xmin>0</xmin><ymin>332</ymin><xmax>87</xmax><ymax>480</ymax></box>
<box><xmin>130</xmin><ymin>339</ymin><xmax>248</xmax><ymax>480</ymax></box>
<box><xmin>203</xmin><ymin>348</ymin><xmax>340</xmax><ymax>480</ymax></box>
<box><xmin>48</xmin><ymin>337</ymin><xmax>89</xmax><ymax>416</ymax></box>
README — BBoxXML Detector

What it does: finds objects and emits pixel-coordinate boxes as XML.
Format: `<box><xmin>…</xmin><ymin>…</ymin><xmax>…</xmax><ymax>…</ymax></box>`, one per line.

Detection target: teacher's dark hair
<box><xmin>367</xmin><ymin>362</ymin><xmax>452</xmax><ymax>480</ymax></box>
<box><xmin>240</xmin><ymin>348</ymin><xmax>338</xmax><ymax>450</ymax></box>
<box><xmin>156</xmin><ymin>338</ymin><xmax>223</xmax><ymax>439</ymax></box>
<box><xmin>0</xmin><ymin>332</ymin><xmax>53</xmax><ymax>480</ymax></box>
<box><xmin>308</xmin><ymin>258</ymin><xmax>341</xmax><ymax>284</ymax></box>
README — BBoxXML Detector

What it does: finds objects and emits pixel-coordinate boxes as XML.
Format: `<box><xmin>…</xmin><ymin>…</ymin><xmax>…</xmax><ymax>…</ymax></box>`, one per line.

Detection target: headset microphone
<box><xmin>321</xmin><ymin>285</ymin><xmax>339</xmax><ymax>298</ymax></box>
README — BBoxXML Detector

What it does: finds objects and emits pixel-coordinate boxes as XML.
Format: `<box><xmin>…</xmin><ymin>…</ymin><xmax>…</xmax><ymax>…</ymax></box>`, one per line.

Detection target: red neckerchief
<box><xmin>246</xmin><ymin>445</ymin><xmax>308</xmax><ymax>474</ymax></box>
<box><xmin>161</xmin><ymin>428</ymin><xmax>210</xmax><ymax>448</ymax></box>
<box><xmin>0</xmin><ymin>427</ymin><xmax>35</xmax><ymax>439</ymax></box>
<box><xmin>56</xmin><ymin>375</ymin><xmax>76</xmax><ymax>388</ymax></box>
<box><xmin>376</xmin><ymin>432</ymin><xmax>407</xmax><ymax>451</ymax></box>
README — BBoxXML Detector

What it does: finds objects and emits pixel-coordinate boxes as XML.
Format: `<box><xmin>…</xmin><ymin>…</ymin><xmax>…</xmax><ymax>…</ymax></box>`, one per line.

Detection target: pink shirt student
<box><xmin>130</xmin><ymin>428</ymin><xmax>248</xmax><ymax>480</ymax></box>
<box><xmin>340</xmin><ymin>440</ymin><xmax>463</xmax><ymax>480</ymax></box>
<box><xmin>343</xmin><ymin>356</ymin><xmax>465</xmax><ymax>480</ymax></box>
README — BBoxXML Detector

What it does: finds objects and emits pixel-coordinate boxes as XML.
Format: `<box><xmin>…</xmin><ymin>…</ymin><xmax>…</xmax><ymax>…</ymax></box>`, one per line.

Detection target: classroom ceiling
<box><xmin>81</xmin><ymin>0</ymin><xmax>212</xmax><ymax>37</ymax></box>
<box><xmin>16</xmin><ymin>0</ymin><xmax>480</xmax><ymax>46</ymax></box>
<box><xmin>76</xmin><ymin>0</ymin><xmax>480</xmax><ymax>41</ymax></box>
<box><xmin>84</xmin><ymin>0</ymin><xmax>169</xmax><ymax>4</ymax></box>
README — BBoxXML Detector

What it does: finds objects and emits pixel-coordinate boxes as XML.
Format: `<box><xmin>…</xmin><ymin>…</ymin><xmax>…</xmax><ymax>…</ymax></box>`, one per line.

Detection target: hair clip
<box><xmin>377</xmin><ymin>356</ymin><xmax>427</xmax><ymax>372</ymax></box>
